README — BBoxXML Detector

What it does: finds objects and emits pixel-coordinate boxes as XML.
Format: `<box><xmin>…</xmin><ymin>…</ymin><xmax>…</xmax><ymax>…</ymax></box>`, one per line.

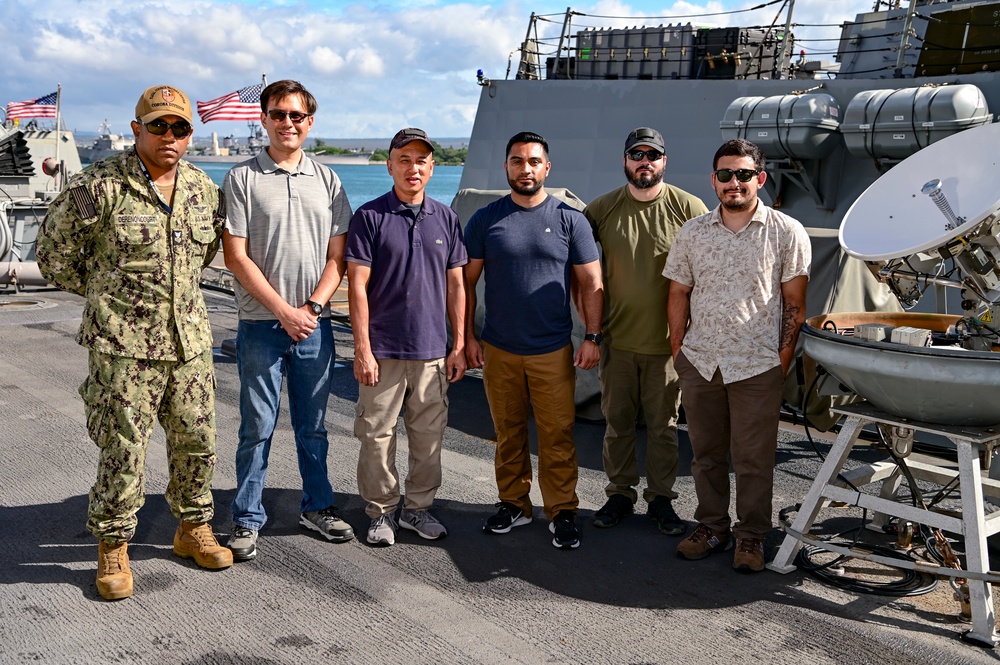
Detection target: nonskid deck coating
<box><xmin>0</xmin><ymin>288</ymin><xmax>995</xmax><ymax>664</ymax></box>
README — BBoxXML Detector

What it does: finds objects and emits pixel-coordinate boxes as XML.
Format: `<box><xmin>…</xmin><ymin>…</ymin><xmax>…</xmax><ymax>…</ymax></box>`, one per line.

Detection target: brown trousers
<box><xmin>482</xmin><ymin>343</ymin><xmax>579</xmax><ymax>520</ymax></box>
<box><xmin>675</xmin><ymin>351</ymin><xmax>784</xmax><ymax>539</ymax></box>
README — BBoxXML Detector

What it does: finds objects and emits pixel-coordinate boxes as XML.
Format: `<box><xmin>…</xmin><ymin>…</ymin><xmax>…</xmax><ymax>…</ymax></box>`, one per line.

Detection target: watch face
<box><xmin>309</xmin><ymin>301</ymin><xmax>323</xmax><ymax>315</ymax></box>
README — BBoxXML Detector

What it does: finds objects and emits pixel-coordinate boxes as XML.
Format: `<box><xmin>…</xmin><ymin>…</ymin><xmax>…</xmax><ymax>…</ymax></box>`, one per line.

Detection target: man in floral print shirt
<box><xmin>664</xmin><ymin>139</ymin><xmax>811</xmax><ymax>573</ymax></box>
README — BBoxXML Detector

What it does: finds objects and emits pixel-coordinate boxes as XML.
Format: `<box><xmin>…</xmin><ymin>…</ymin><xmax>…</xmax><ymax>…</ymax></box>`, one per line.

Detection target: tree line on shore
<box><xmin>309</xmin><ymin>139</ymin><xmax>467</xmax><ymax>165</ymax></box>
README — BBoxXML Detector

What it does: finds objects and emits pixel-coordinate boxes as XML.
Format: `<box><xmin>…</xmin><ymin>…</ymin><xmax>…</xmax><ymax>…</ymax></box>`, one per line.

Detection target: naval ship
<box><xmin>451</xmin><ymin>0</ymin><xmax>1000</xmax><ymax>433</ymax></box>
<box><xmin>0</xmin><ymin>121</ymin><xmax>83</xmax><ymax>290</ymax></box>
<box><xmin>187</xmin><ymin>123</ymin><xmax>375</xmax><ymax>165</ymax></box>
<box><xmin>456</xmin><ymin>0</ymin><xmax>1000</xmax><ymax>321</ymax></box>
<box><xmin>76</xmin><ymin>119</ymin><xmax>135</xmax><ymax>164</ymax></box>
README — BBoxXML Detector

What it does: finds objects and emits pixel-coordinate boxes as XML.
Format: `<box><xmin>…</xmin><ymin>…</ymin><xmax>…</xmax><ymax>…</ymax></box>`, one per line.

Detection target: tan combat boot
<box><xmin>96</xmin><ymin>541</ymin><xmax>133</xmax><ymax>600</ymax></box>
<box><xmin>173</xmin><ymin>521</ymin><xmax>234</xmax><ymax>570</ymax></box>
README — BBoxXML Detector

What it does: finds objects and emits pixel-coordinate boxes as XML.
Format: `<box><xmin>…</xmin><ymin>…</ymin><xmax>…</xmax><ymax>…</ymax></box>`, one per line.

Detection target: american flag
<box><xmin>196</xmin><ymin>84</ymin><xmax>263</xmax><ymax>123</ymax></box>
<box><xmin>7</xmin><ymin>91</ymin><xmax>58</xmax><ymax>120</ymax></box>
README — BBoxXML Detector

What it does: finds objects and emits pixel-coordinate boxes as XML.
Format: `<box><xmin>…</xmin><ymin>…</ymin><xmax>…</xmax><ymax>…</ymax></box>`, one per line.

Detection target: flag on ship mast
<box><xmin>6</xmin><ymin>91</ymin><xmax>58</xmax><ymax>119</ymax></box>
<box><xmin>196</xmin><ymin>84</ymin><xmax>263</xmax><ymax>122</ymax></box>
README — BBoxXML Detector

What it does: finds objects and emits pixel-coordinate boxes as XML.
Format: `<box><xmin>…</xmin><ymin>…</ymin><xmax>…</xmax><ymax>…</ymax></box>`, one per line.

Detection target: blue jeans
<box><xmin>231</xmin><ymin>318</ymin><xmax>336</xmax><ymax>530</ymax></box>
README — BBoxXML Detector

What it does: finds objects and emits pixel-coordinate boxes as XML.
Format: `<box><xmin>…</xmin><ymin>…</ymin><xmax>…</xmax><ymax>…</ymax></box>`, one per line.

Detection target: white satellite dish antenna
<box><xmin>840</xmin><ymin>122</ymin><xmax>1000</xmax><ymax>261</ymax></box>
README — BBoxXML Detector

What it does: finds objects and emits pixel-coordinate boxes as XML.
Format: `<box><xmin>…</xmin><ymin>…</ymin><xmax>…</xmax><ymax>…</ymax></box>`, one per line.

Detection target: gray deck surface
<box><xmin>1</xmin><ymin>289</ymin><xmax>995</xmax><ymax>664</ymax></box>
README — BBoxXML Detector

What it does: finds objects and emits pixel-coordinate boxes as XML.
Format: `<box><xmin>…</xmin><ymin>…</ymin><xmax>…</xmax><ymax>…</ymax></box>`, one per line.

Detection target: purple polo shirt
<box><xmin>345</xmin><ymin>189</ymin><xmax>468</xmax><ymax>360</ymax></box>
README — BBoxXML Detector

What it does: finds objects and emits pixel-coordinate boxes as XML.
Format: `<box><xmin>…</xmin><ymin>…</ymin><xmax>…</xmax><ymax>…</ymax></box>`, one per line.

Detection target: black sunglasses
<box><xmin>267</xmin><ymin>110</ymin><xmax>311</xmax><ymax>123</ymax></box>
<box><xmin>626</xmin><ymin>149</ymin><xmax>663</xmax><ymax>162</ymax></box>
<box><xmin>714</xmin><ymin>168</ymin><xmax>760</xmax><ymax>183</ymax></box>
<box><xmin>143</xmin><ymin>119</ymin><xmax>193</xmax><ymax>138</ymax></box>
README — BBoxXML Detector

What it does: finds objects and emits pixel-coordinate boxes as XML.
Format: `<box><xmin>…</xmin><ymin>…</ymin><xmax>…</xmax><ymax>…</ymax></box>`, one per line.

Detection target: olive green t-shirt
<box><xmin>584</xmin><ymin>183</ymin><xmax>709</xmax><ymax>355</ymax></box>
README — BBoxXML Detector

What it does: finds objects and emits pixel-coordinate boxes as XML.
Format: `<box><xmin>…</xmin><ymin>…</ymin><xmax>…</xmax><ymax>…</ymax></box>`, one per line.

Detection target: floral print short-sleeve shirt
<box><xmin>663</xmin><ymin>203</ymin><xmax>811</xmax><ymax>383</ymax></box>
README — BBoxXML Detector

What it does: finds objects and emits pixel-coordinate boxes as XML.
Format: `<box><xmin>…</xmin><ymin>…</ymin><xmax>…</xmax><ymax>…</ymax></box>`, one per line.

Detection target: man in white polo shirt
<box><xmin>222</xmin><ymin>79</ymin><xmax>354</xmax><ymax>561</ymax></box>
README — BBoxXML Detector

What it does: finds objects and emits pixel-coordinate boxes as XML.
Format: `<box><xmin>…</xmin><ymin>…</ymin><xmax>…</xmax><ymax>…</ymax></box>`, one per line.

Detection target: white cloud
<box><xmin>309</xmin><ymin>46</ymin><xmax>346</xmax><ymax>74</ymax></box>
<box><xmin>347</xmin><ymin>48</ymin><xmax>387</xmax><ymax>78</ymax></box>
<box><xmin>1</xmin><ymin>0</ymin><xmax>877</xmax><ymax>138</ymax></box>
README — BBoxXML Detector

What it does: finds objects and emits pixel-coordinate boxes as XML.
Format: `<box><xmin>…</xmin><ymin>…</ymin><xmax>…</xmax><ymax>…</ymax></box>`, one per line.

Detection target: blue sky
<box><xmin>2</xmin><ymin>0</ymin><xmax>876</xmax><ymax>139</ymax></box>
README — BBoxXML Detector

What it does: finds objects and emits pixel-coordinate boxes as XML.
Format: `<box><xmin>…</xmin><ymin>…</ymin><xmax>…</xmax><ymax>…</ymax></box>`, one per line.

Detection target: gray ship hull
<box><xmin>460</xmin><ymin>72</ymin><xmax>1000</xmax><ymax>227</ymax></box>
<box><xmin>458</xmin><ymin>71</ymin><xmax>1000</xmax><ymax>318</ymax></box>
<box><xmin>185</xmin><ymin>153</ymin><xmax>263</xmax><ymax>163</ymax></box>
<box><xmin>77</xmin><ymin>147</ymin><xmax>122</xmax><ymax>164</ymax></box>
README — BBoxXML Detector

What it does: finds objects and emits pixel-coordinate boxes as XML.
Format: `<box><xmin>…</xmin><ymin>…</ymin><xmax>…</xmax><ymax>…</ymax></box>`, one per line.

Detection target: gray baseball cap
<box><xmin>624</xmin><ymin>127</ymin><xmax>665</xmax><ymax>153</ymax></box>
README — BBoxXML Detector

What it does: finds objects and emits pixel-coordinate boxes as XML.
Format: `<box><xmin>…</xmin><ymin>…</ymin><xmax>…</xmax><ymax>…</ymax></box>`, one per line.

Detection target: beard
<box><xmin>508</xmin><ymin>174</ymin><xmax>544</xmax><ymax>196</ymax></box>
<box><xmin>719</xmin><ymin>188</ymin><xmax>757</xmax><ymax>212</ymax></box>
<box><xmin>624</xmin><ymin>163</ymin><xmax>664</xmax><ymax>190</ymax></box>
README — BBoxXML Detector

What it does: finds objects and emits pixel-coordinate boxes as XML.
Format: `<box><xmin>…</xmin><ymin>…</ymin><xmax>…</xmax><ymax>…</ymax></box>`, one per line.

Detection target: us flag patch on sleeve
<box><xmin>214</xmin><ymin>188</ymin><xmax>226</xmax><ymax>221</ymax></box>
<box><xmin>69</xmin><ymin>186</ymin><xmax>98</xmax><ymax>219</ymax></box>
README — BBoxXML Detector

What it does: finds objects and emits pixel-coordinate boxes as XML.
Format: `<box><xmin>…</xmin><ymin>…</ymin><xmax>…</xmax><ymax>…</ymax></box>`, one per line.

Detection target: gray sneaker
<box><xmin>300</xmin><ymin>506</ymin><xmax>354</xmax><ymax>543</ymax></box>
<box><xmin>399</xmin><ymin>509</ymin><xmax>448</xmax><ymax>540</ymax></box>
<box><xmin>227</xmin><ymin>526</ymin><xmax>258</xmax><ymax>561</ymax></box>
<box><xmin>367</xmin><ymin>514</ymin><xmax>397</xmax><ymax>546</ymax></box>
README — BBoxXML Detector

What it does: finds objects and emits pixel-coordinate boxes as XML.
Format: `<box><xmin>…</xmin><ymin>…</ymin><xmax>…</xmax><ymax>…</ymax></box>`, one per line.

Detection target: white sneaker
<box><xmin>367</xmin><ymin>514</ymin><xmax>397</xmax><ymax>546</ymax></box>
<box><xmin>399</xmin><ymin>509</ymin><xmax>448</xmax><ymax>540</ymax></box>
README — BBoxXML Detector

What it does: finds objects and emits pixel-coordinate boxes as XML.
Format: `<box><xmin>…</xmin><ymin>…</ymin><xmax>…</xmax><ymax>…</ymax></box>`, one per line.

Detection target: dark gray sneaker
<box><xmin>593</xmin><ymin>494</ymin><xmax>633</xmax><ymax>528</ymax></box>
<box><xmin>648</xmin><ymin>496</ymin><xmax>686</xmax><ymax>536</ymax></box>
<box><xmin>300</xmin><ymin>506</ymin><xmax>354</xmax><ymax>543</ymax></box>
<box><xmin>399</xmin><ymin>509</ymin><xmax>448</xmax><ymax>540</ymax></box>
<box><xmin>227</xmin><ymin>526</ymin><xmax>258</xmax><ymax>561</ymax></box>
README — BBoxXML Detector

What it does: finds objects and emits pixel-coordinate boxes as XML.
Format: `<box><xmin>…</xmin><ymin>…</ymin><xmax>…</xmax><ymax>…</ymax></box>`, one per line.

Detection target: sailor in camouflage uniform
<box><xmin>36</xmin><ymin>84</ymin><xmax>233</xmax><ymax>601</ymax></box>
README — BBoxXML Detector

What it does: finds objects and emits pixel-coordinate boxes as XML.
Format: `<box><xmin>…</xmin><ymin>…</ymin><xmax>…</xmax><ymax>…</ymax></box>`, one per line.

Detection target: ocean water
<box><xmin>197</xmin><ymin>162</ymin><xmax>463</xmax><ymax>208</ymax></box>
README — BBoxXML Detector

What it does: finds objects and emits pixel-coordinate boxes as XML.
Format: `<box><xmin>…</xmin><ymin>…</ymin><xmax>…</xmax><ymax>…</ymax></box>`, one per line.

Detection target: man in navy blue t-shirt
<box><xmin>464</xmin><ymin>131</ymin><xmax>603</xmax><ymax>550</ymax></box>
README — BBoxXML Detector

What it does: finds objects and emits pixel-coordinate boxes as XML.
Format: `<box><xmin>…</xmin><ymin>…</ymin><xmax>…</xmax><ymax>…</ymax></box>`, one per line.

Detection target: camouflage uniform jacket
<box><xmin>37</xmin><ymin>148</ymin><xmax>225</xmax><ymax>361</ymax></box>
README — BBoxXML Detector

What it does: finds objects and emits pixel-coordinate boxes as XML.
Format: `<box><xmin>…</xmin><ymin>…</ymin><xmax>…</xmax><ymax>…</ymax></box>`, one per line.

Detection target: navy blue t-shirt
<box><xmin>465</xmin><ymin>194</ymin><xmax>599</xmax><ymax>355</ymax></box>
<box><xmin>345</xmin><ymin>189</ymin><xmax>468</xmax><ymax>360</ymax></box>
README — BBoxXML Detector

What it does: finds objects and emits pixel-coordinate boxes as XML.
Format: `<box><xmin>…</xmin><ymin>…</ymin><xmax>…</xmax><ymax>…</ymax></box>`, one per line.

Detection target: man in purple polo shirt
<box><xmin>346</xmin><ymin>128</ymin><xmax>468</xmax><ymax>547</ymax></box>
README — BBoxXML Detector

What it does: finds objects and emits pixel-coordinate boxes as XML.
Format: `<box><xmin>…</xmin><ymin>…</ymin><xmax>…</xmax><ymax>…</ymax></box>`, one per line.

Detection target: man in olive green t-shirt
<box><xmin>583</xmin><ymin>127</ymin><xmax>709</xmax><ymax>535</ymax></box>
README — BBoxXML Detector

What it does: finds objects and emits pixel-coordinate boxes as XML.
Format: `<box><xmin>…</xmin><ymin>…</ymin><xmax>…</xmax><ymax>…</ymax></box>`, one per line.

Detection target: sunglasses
<box><xmin>266</xmin><ymin>110</ymin><xmax>312</xmax><ymax>123</ymax></box>
<box><xmin>143</xmin><ymin>119</ymin><xmax>193</xmax><ymax>138</ymax></box>
<box><xmin>626</xmin><ymin>149</ymin><xmax>663</xmax><ymax>162</ymax></box>
<box><xmin>714</xmin><ymin>168</ymin><xmax>760</xmax><ymax>183</ymax></box>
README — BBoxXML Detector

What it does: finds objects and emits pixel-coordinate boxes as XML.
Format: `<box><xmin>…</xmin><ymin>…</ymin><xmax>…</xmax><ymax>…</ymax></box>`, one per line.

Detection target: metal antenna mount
<box><xmin>921</xmin><ymin>179</ymin><xmax>964</xmax><ymax>231</ymax></box>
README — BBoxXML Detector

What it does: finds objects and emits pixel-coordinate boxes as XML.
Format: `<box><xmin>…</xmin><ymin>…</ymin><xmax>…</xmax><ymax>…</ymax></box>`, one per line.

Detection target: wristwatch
<box><xmin>584</xmin><ymin>331</ymin><xmax>603</xmax><ymax>345</ymax></box>
<box><xmin>305</xmin><ymin>299</ymin><xmax>324</xmax><ymax>316</ymax></box>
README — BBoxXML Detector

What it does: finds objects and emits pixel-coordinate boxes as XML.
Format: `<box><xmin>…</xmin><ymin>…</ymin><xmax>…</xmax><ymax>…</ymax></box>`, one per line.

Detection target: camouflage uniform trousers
<box><xmin>80</xmin><ymin>349</ymin><xmax>217</xmax><ymax>543</ymax></box>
